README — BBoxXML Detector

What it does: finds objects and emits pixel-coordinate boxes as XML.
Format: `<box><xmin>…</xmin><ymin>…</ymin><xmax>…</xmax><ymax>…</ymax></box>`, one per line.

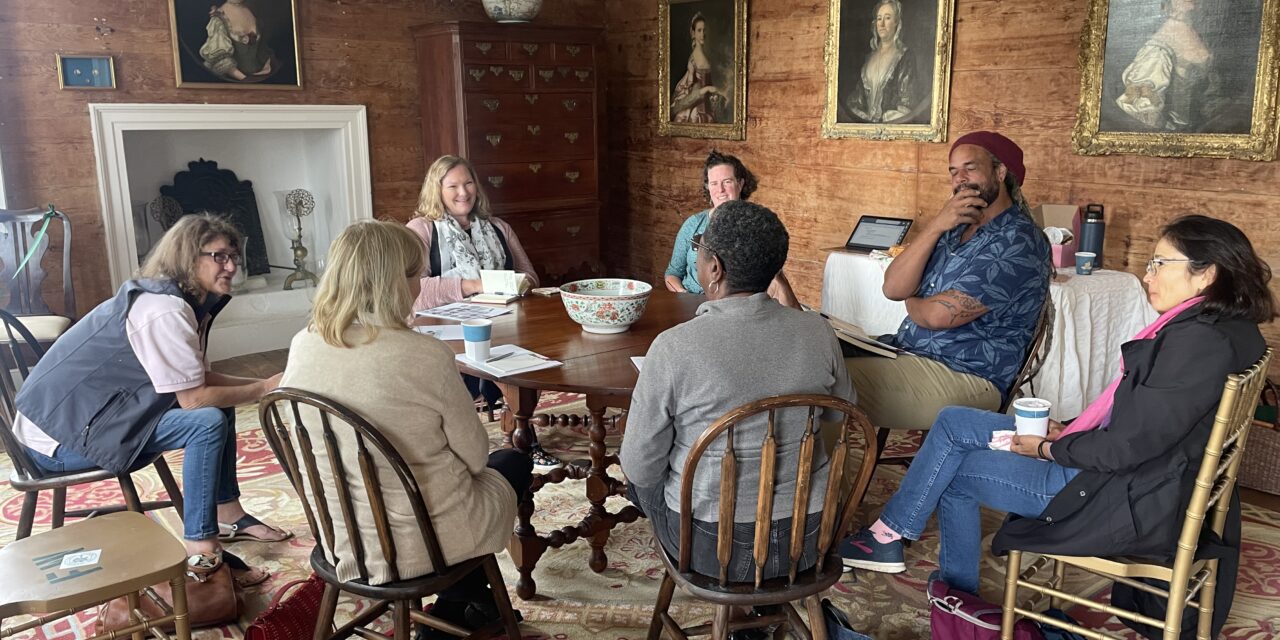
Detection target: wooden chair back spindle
<box><xmin>259</xmin><ymin>388</ymin><xmax>453</xmax><ymax>584</ymax></box>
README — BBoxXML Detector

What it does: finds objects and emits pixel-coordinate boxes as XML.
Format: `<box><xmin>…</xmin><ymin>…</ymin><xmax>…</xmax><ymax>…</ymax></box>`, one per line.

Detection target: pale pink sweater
<box><xmin>406</xmin><ymin>216</ymin><xmax>540</xmax><ymax>311</ymax></box>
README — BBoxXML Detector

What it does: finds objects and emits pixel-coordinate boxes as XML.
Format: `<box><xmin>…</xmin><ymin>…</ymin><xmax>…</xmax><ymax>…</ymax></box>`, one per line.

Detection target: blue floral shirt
<box><xmin>885</xmin><ymin>205</ymin><xmax>1051</xmax><ymax>396</ymax></box>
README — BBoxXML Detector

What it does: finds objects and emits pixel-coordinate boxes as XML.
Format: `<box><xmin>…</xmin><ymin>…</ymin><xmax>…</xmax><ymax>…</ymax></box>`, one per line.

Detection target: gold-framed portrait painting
<box><xmin>1073</xmin><ymin>0</ymin><xmax>1280</xmax><ymax>160</ymax></box>
<box><xmin>822</xmin><ymin>0</ymin><xmax>956</xmax><ymax>141</ymax></box>
<box><xmin>168</xmin><ymin>0</ymin><xmax>302</xmax><ymax>89</ymax></box>
<box><xmin>657</xmin><ymin>0</ymin><xmax>748</xmax><ymax>140</ymax></box>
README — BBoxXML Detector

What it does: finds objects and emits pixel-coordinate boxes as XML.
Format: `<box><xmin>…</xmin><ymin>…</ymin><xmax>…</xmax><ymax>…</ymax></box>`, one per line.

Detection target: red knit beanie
<box><xmin>950</xmin><ymin>131</ymin><xmax>1025</xmax><ymax>185</ymax></box>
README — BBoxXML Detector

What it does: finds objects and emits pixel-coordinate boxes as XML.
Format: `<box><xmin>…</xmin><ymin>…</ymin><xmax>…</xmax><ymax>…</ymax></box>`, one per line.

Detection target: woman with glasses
<box><xmin>663</xmin><ymin>150</ymin><xmax>800</xmax><ymax>308</ymax></box>
<box><xmin>838</xmin><ymin>214</ymin><xmax>1273</xmax><ymax>607</ymax></box>
<box><xmin>622</xmin><ymin>200</ymin><xmax>854</xmax><ymax>582</ymax></box>
<box><xmin>9</xmin><ymin>214</ymin><xmax>288</xmax><ymax>587</ymax></box>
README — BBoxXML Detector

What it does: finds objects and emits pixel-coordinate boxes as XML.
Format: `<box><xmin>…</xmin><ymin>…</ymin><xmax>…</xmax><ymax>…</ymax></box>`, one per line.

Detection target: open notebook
<box><xmin>457</xmin><ymin>344</ymin><xmax>562</xmax><ymax>377</ymax></box>
<box><xmin>470</xmin><ymin>270</ymin><xmax>533</xmax><ymax>305</ymax></box>
<box><xmin>821</xmin><ymin>313</ymin><xmax>903</xmax><ymax>359</ymax></box>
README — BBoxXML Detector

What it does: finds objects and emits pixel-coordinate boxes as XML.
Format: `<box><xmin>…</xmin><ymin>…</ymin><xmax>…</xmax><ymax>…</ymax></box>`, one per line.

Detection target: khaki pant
<box><xmin>844</xmin><ymin>353</ymin><xmax>1001</xmax><ymax>429</ymax></box>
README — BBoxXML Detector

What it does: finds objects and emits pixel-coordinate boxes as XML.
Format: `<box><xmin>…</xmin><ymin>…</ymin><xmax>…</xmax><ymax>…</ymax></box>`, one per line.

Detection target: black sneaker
<box><xmin>529</xmin><ymin>444</ymin><xmax>563</xmax><ymax>470</ymax></box>
<box><xmin>837</xmin><ymin>527</ymin><xmax>906</xmax><ymax>573</ymax></box>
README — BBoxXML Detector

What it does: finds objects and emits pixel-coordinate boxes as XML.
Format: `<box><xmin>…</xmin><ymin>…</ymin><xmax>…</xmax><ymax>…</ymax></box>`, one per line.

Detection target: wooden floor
<box><xmin>212</xmin><ymin>348</ymin><xmax>1280</xmax><ymax>510</ymax></box>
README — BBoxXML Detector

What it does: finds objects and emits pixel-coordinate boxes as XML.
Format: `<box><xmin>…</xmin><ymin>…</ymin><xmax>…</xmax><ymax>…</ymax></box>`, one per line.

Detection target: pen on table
<box><xmin>485</xmin><ymin>352</ymin><xmax>516</xmax><ymax>363</ymax></box>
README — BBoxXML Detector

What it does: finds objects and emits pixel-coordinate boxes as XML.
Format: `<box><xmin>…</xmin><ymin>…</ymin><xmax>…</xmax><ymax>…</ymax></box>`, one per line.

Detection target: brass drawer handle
<box><xmin>527</xmin><ymin>125</ymin><xmax>541</xmax><ymax>136</ymax></box>
<box><xmin>469</xmin><ymin>68</ymin><xmax>486</xmax><ymax>82</ymax></box>
<box><xmin>524</xmin><ymin>94</ymin><xmax>539</xmax><ymax>105</ymax></box>
<box><xmin>489</xmin><ymin>65</ymin><xmax>504</xmax><ymax>76</ymax></box>
<box><xmin>488</xmin><ymin>176</ymin><xmax>504</xmax><ymax>188</ymax></box>
<box><xmin>557</xmin><ymin>66</ymin><xmax>570</xmax><ymax>77</ymax></box>
<box><xmin>528</xmin><ymin>163</ymin><xmax>542</xmax><ymax>173</ymax></box>
<box><xmin>530</xmin><ymin>221</ymin><xmax>545</xmax><ymax>231</ymax></box>
<box><xmin>565</xmin><ymin>171</ymin><xmax>580</xmax><ymax>183</ymax></box>
<box><xmin>567</xmin><ymin>225</ymin><xmax>582</xmax><ymax>236</ymax></box>
<box><xmin>474</xmin><ymin>42</ymin><xmax>493</xmax><ymax>54</ymax></box>
<box><xmin>522</xmin><ymin>43</ymin><xmax>539</xmax><ymax>55</ymax></box>
<box><xmin>486</xmin><ymin>134</ymin><xmax>502</xmax><ymax>147</ymax></box>
<box><xmin>564</xmin><ymin>132</ymin><xmax>579</xmax><ymax>143</ymax></box>
<box><xmin>509</xmin><ymin>69</ymin><xmax>525</xmax><ymax>82</ymax></box>
<box><xmin>575</xmin><ymin>69</ymin><xmax>591</xmax><ymax>82</ymax></box>
<box><xmin>538</xmin><ymin>69</ymin><xmax>555</xmax><ymax>82</ymax></box>
<box><xmin>562</xmin><ymin>99</ymin><xmax>578</xmax><ymax>112</ymax></box>
<box><xmin>565</xmin><ymin>45</ymin><xmax>582</xmax><ymax>57</ymax></box>
<box><xmin>483</xmin><ymin>99</ymin><xmax>500</xmax><ymax>112</ymax></box>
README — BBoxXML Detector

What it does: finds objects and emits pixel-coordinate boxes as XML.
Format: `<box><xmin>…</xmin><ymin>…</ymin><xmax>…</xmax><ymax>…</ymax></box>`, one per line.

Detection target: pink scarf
<box><xmin>1058</xmin><ymin>296</ymin><xmax>1206</xmax><ymax>437</ymax></box>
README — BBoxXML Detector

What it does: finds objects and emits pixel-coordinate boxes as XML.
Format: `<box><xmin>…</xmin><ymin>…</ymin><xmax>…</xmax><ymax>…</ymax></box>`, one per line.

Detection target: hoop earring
<box><xmin>709</xmin><ymin>281</ymin><xmax>720</xmax><ymax>294</ymax></box>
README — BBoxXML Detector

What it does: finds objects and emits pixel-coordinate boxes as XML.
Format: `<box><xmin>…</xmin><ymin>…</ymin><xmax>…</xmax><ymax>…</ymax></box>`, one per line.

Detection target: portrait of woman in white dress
<box><xmin>839</xmin><ymin>0</ymin><xmax>919</xmax><ymax>123</ymax></box>
<box><xmin>1098</xmin><ymin>0</ymin><xmax>1261</xmax><ymax>135</ymax></box>
<box><xmin>169</xmin><ymin>0</ymin><xmax>301</xmax><ymax>87</ymax></box>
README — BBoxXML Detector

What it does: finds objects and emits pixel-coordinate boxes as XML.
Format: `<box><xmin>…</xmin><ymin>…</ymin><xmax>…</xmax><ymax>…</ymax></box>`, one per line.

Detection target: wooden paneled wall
<box><xmin>600</xmin><ymin>0</ymin><xmax>1280</xmax><ymax>349</ymax></box>
<box><xmin>0</xmin><ymin>0</ymin><xmax>603</xmax><ymax>315</ymax></box>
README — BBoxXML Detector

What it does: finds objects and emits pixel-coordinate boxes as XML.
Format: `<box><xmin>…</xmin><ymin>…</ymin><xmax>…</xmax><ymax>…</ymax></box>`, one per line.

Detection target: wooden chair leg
<box><xmin>1197</xmin><ymin>558</ymin><xmax>1218</xmax><ymax>640</ymax></box>
<box><xmin>125</xmin><ymin>591</ymin><xmax>144</xmax><ymax>640</ymax></box>
<box><xmin>169</xmin><ymin>573</ymin><xmax>192</xmax><ymax>640</ymax></box>
<box><xmin>393</xmin><ymin>599</ymin><xmax>411</xmax><ymax>640</ymax></box>
<box><xmin>711</xmin><ymin>605</ymin><xmax>731</xmax><ymax>640</ymax></box>
<box><xmin>1000</xmin><ymin>550</ymin><xmax>1022</xmax><ymax>640</ymax></box>
<box><xmin>314</xmin><ymin>583</ymin><xmax>340</xmax><ymax>640</ymax></box>
<box><xmin>804</xmin><ymin>596</ymin><xmax>827</xmax><ymax>640</ymax></box>
<box><xmin>51</xmin><ymin>487</ymin><xmax>66</xmax><ymax>529</ymax></box>
<box><xmin>16</xmin><ymin>491</ymin><xmax>38</xmax><ymax>540</ymax></box>
<box><xmin>119</xmin><ymin>474</ymin><xmax>144</xmax><ymax>512</ymax></box>
<box><xmin>648</xmin><ymin>571</ymin><xmax>676</xmax><ymax>640</ymax></box>
<box><xmin>154</xmin><ymin>458</ymin><xmax>185</xmax><ymax>520</ymax></box>
<box><xmin>482</xmin><ymin>555</ymin><xmax>522</xmax><ymax>640</ymax></box>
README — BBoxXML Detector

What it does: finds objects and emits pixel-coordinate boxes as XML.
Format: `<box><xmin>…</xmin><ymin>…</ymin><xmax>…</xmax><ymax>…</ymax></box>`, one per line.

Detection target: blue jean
<box><xmin>879</xmin><ymin>406</ymin><xmax>1080</xmax><ymax>594</ymax></box>
<box><xmin>25</xmin><ymin>407</ymin><xmax>241</xmax><ymax>541</ymax></box>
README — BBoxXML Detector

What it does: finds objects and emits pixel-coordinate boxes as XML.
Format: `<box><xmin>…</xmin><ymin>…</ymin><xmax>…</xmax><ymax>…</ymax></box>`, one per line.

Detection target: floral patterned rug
<box><xmin>3</xmin><ymin>395</ymin><xmax>1279</xmax><ymax>639</ymax></box>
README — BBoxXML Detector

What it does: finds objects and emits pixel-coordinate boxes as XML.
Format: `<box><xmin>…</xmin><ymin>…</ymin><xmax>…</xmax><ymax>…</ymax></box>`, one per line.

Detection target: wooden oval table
<box><xmin>414</xmin><ymin>288</ymin><xmax>703</xmax><ymax>599</ymax></box>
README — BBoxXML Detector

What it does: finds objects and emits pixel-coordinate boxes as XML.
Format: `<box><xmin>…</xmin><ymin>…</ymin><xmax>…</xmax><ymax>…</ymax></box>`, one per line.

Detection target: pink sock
<box><xmin>869</xmin><ymin>519</ymin><xmax>903</xmax><ymax>543</ymax></box>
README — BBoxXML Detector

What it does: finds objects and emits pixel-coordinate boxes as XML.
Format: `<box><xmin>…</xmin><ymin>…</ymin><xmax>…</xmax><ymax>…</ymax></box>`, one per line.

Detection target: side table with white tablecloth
<box><xmin>820</xmin><ymin>250</ymin><xmax>1157</xmax><ymax>420</ymax></box>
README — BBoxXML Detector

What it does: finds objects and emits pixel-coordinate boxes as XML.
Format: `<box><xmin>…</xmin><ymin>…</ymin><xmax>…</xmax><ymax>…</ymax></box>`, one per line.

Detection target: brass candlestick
<box><xmin>283</xmin><ymin>189</ymin><xmax>319</xmax><ymax>290</ymax></box>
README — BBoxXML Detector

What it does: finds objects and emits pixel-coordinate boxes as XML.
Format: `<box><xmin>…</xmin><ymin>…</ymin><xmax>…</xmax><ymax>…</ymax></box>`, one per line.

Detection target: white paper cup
<box><xmin>464</xmin><ymin>338</ymin><xmax>491</xmax><ymax>362</ymax></box>
<box><xmin>1013</xmin><ymin>398</ymin><xmax>1051</xmax><ymax>437</ymax></box>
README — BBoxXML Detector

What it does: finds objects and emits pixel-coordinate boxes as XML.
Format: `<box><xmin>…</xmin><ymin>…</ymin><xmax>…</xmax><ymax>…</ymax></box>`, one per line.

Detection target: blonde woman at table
<box><xmin>624</xmin><ymin>200</ymin><xmax>854</xmax><ymax>583</ymax></box>
<box><xmin>663</xmin><ymin>150</ymin><xmax>800</xmax><ymax>308</ymax></box>
<box><xmin>407</xmin><ymin>155</ymin><xmax>560</xmax><ymax>468</ymax></box>
<box><xmin>282</xmin><ymin>220</ymin><xmax>532</xmax><ymax>637</ymax></box>
<box><xmin>839</xmin><ymin>215</ymin><xmax>1271</xmax><ymax>633</ymax></box>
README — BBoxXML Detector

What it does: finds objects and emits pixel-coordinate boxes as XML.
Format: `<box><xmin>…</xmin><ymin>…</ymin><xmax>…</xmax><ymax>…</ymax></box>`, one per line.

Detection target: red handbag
<box><xmin>245</xmin><ymin>573</ymin><xmax>329</xmax><ymax>640</ymax></box>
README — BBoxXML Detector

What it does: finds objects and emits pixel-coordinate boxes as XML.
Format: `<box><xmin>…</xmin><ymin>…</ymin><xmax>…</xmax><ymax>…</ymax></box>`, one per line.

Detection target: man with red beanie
<box><xmin>841</xmin><ymin>131</ymin><xmax>1051</xmax><ymax>431</ymax></box>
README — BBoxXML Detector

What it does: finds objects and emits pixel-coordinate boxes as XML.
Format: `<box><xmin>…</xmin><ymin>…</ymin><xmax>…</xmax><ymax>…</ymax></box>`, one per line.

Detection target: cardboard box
<box><xmin>1032</xmin><ymin>204</ymin><xmax>1081</xmax><ymax>269</ymax></box>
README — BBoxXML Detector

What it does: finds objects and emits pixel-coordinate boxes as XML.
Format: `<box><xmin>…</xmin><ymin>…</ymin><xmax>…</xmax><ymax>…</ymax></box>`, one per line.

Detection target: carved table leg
<box><xmin>584</xmin><ymin>394</ymin><xmax>614</xmax><ymax>573</ymax></box>
<box><xmin>499</xmin><ymin>384</ymin><xmax>544</xmax><ymax>598</ymax></box>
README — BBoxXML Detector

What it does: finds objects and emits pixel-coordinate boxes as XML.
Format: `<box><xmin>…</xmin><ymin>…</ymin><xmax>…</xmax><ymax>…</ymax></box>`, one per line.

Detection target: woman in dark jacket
<box><xmin>838</xmin><ymin>214</ymin><xmax>1274</xmax><ymax>598</ymax></box>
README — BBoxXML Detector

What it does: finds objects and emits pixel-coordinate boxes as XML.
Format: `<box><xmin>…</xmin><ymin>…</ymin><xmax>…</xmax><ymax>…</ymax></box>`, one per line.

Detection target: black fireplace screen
<box><xmin>159</xmin><ymin>158</ymin><xmax>270</xmax><ymax>276</ymax></box>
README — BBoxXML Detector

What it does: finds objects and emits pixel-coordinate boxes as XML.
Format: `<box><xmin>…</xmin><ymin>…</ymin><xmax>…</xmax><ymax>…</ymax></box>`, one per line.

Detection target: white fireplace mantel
<box><xmin>89</xmin><ymin>103</ymin><xmax>372</xmax><ymax>287</ymax></box>
<box><xmin>88</xmin><ymin>103</ymin><xmax>374</xmax><ymax>360</ymax></box>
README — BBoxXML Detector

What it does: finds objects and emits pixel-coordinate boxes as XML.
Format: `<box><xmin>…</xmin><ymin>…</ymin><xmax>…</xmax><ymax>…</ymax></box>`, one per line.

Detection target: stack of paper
<box><xmin>457</xmin><ymin>345</ymin><xmax>562</xmax><ymax>377</ymax></box>
<box><xmin>416</xmin><ymin>303</ymin><xmax>513</xmax><ymax>321</ymax></box>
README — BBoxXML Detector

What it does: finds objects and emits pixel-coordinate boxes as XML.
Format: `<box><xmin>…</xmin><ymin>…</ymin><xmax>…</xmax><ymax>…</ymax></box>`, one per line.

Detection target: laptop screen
<box><xmin>846</xmin><ymin>216</ymin><xmax>913</xmax><ymax>250</ymax></box>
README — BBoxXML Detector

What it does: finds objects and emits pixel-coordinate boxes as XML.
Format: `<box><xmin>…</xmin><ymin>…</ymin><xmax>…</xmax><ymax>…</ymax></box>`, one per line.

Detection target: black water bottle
<box><xmin>1079</xmin><ymin>204</ymin><xmax>1106</xmax><ymax>269</ymax></box>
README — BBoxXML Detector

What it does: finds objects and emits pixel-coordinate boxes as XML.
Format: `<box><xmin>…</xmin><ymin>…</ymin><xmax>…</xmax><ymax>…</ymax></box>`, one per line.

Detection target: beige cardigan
<box><xmin>280</xmin><ymin>326</ymin><xmax>516</xmax><ymax>585</ymax></box>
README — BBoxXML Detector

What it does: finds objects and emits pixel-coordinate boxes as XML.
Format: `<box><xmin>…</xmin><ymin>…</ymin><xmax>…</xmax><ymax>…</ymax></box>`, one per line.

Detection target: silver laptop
<box><xmin>842</xmin><ymin>215</ymin><xmax>913</xmax><ymax>254</ymax></box>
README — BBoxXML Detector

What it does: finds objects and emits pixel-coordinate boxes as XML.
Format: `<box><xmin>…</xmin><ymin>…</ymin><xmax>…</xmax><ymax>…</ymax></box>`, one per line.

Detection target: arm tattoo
<box><xmin>929</xmin><ymin>289</ymin><xmax>988</xmax><ymax>326</ymax></box>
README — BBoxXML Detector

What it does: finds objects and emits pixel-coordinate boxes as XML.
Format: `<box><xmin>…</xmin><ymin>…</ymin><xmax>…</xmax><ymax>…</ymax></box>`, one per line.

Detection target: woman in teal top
<box><xmin>664</xmin><ymin>151</ymin><xmax>799</xmax><ymax>307</ymax></box>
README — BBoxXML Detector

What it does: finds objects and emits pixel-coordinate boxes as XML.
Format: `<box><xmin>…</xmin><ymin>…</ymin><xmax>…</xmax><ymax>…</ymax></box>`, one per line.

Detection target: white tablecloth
<box><xmin>820</xmin><ymin>251</ymin><xmax>1157</xmax><ymax>420</ymax></box>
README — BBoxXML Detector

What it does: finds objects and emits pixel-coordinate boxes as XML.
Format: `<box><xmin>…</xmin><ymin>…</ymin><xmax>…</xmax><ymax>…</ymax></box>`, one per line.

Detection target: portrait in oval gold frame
<box><xmin>822</xmin><ymin>0</ymin><xmax>956</xmax><ymax>141</ymax></box>
<box><xmin>657</xmin><ymin>0</ymin><xmax>749</xmax><ymax>140</ymax></box>
<box><xmin>1073</xmin><ymin>0</ymin><xmax>1280</xmax><ymax>160</ymax></box>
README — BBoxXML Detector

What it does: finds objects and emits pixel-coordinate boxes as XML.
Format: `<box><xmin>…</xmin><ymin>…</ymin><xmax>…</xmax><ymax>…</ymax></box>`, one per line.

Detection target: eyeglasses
<box><xmin>200</xmin><ymin>251</ymin><xmax>243</xmax><ymax>266</ymax></box>
<box><xmin>691</xmin><ymin>233</ymin><xmax>715</xmax><ymax>255</ymax></box>
<box><xmin>1146</xmin><ymin>257</ymin><xmax>1195</xmax><ymax>274</ymax></box>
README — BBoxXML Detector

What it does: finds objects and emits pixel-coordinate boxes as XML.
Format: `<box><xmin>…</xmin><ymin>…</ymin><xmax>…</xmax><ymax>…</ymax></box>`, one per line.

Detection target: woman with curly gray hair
<box><xmin>622</xmin><ymin>200</ymin><xmax>855</xmax><ymax>581</ymax></box>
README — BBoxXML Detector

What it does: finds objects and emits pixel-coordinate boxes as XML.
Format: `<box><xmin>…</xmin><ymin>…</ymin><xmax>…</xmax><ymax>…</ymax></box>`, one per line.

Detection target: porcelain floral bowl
<box><xmin>559</xmin><ymin>279</ymin><xmax>653</xmax><ymax>334</ymax></box>
<box><xmin>482</xmin><ymin>0</ymin><xmax>542</xmax><ymax>23</ymax></box>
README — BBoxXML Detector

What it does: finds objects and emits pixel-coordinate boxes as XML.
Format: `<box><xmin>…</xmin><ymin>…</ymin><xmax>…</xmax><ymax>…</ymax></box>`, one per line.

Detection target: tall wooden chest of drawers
<box><xmin>411</xmin><ymin>21</ymin><xmax>603</xmax><ymax>283</ymax></box>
